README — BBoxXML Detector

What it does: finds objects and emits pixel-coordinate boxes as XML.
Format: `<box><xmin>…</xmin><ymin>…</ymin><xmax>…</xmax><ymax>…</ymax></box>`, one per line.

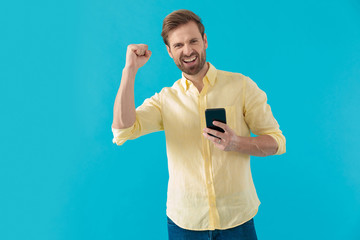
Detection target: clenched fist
<box><xmin>125</xmin><ymin>44</ymin><xmax>152</xmax><ymax>70</ymax></box>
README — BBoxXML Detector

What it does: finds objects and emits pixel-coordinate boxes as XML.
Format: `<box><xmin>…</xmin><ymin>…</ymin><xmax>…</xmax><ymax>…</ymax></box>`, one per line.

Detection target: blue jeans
<box><xmin>167</xmin><ymin>216</ymin><xmax>258</xmax><ymax>240</ymax></box>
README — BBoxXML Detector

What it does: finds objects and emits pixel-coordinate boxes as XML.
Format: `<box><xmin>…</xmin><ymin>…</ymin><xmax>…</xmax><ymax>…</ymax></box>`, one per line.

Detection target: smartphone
<box><xmin>205</xmin><ymin>108</ymin><xmax>227</xmax><ymax>139</ymax></box>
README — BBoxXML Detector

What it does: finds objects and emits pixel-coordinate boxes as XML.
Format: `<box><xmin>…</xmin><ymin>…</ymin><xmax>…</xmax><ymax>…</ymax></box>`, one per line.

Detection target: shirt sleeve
<box><xmin>243</xmin><ymin>77</ymin><xmax>286</xmax><ymax>155</ymax></box>
<box><xmin>112</xmin><ymin>91</ymin><xmax>164</xmax><ymax>146</ymax></box>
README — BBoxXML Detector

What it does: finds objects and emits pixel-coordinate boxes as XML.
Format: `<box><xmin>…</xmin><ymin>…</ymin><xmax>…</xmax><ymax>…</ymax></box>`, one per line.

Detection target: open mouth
<box><xmin>182</xmin><ymin>55</ymin><xmax>197</xmax><ymax>64</ymax></box>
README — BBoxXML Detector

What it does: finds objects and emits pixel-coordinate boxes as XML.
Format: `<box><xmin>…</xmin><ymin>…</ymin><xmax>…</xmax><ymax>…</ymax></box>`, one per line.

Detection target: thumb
<box><xmin>145</xmin><ymin>50</ymin><xmax>152</xmax><ymax>57</ymax></box>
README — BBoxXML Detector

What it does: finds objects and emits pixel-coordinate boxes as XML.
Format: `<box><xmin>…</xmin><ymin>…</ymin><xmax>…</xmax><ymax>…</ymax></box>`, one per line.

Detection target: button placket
<box><xmin>199</xmin><ymin>80</ymin><xmax>221</xmax><ymax>229</ymax></box>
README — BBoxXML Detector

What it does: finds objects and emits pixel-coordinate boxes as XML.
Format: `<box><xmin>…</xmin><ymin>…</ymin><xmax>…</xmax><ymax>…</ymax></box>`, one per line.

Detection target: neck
<box><xmin>183</xmin><ymin>62</ymin><xmax>209</xmax><ymax>85</ymax></box>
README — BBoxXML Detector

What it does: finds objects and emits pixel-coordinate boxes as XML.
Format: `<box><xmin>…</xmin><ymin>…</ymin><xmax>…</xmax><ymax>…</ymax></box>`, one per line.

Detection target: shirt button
<box><xmin>207</xmin><ymin>180</ymin><xmax>212</xmax><ymax>185</ymax></box>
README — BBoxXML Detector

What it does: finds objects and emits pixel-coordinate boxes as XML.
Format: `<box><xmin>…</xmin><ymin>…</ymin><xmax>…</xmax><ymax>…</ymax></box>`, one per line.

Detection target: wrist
<box><xmin>121</xmin><ymin>66</ymin><xmax>138</xmax><ymax>83</ymax></box>
<box><xmin>123</xmin><ymin>65</ymin><xmax>138</xmax><ymax>76</ymax></box>
<box><xmin>233</xmin><ymin>135</ymin><xmax>245</xmax><ymax>152</ymax></box>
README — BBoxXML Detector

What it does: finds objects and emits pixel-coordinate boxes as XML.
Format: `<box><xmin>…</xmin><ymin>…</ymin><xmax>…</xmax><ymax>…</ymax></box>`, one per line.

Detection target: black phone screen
<box><xmin>205</xmin><ymin>108</ymin><xmax>227</xmax><ymax>139</ymax></box>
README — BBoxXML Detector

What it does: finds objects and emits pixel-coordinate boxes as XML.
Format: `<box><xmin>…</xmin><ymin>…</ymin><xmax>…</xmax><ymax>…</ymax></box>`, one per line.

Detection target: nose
<box><xmin>183</xmin><ymin>44</ymin><xmax>193</xmax><ymax>56</ymax></box>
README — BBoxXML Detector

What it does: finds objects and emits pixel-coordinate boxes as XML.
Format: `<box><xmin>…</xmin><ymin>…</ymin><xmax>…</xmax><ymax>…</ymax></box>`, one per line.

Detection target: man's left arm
<box><xmin>203</xmin><ymin>76</ymin><xmax>286</xmax><ymax>157</ymax></box>
<box><xmin>203</xmin><ymin>121</ymin><xmax>280</xmax><ymax>156</ymax></box>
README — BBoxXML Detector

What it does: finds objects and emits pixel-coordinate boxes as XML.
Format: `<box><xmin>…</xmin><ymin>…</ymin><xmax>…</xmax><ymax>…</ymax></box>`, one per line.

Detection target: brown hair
<box><xmin>161</xmin><ymin>9</ymin><xmax>205</xmax><ymax>46</ymax></box>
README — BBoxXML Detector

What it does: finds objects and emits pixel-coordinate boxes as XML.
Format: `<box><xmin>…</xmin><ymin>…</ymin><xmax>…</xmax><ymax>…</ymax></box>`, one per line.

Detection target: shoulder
<box><xmin>158</xmin><ymin>78</ymin><xmax>183</xmax><ymax>96</ymax></box>
<box><xmin>216</xmin><ymin>68</ymin><xmax>250</xmax><ymax>87</ymax></box>
<box><xmin>218</xmin><ymin>68</ymin><xmax>261</xmax><ymax>87</ymax></box>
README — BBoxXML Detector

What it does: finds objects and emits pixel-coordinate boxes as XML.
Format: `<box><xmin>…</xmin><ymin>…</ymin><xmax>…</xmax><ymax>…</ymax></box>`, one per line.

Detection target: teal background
<box><xmin>1</xmin><ymin>0</ymin><xmax>359</xmax><ymax>239</ymax></box>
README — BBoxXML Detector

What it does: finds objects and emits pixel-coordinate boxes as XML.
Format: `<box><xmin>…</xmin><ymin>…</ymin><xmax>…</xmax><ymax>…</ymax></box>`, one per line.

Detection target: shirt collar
<box><xmin>181</xmin><ymin>62</ymin><xmax>217</xmax><ymax>91</ymax></box>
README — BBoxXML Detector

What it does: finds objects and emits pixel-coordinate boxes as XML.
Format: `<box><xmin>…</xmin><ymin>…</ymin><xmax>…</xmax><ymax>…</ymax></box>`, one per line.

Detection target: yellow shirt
<box><xmin>112</xmin><ymin>63</ymin><xmax>286</xmax><ymax>230</ymax></box>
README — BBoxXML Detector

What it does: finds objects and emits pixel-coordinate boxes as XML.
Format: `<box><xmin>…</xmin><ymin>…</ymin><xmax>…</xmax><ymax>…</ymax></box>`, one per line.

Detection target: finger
<box><xmin>135</xmin><ymin>49</ymin><xmax>145</xmax><ymax>56</ymax></box>
<box><xmin>202</xmin><ymin>132</ymin><xmax>222</xmax><ymax>143</ymax></box>
<box><xmin>138</xmin><ymin>44</ymin><xmax>148</xmax><ymax>50</ymax></box>
<box><xmin>128</xmin><ymin>44</ymin><xmax>138</xmax><ymax>53</ymax></box>
<box><xmin>138</xmin><ymin>44</ymin><xmax>148</xmax><ymax>55</ymax></box>
<box><xmin>203</xmin><ymin>128</ymin><xmax>225</xmax><ymax>139</ymax></box>
<box><xmin>202</xmin><ymin>133</ymin><xmax>224</xmax><ymax>149</ymax></box>
<box><xmin>129</xmin><ymin>44</ymin><xmax>147</xmax><ymax>56</ymax></box>
<box><xmin>212</xmin><ymin>121</ymin><xmax>229</xmax><ymax>132</ymax></box>
<box><xmin>145</xmin><ymin>50</ymin><xmax>152</xmax><ymax>58</ymax></box>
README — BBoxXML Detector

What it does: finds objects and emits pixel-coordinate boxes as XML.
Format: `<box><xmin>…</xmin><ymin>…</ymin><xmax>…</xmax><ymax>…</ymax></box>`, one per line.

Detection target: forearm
<box><xmin>112</xmin><ymin>67</ymin><xmax>137</xmax><ymax>129</ymax></box>
<box><xmin>234</xmin><ymin>135</ymin><xmax>278</xmax><ymax>157</ymax></box>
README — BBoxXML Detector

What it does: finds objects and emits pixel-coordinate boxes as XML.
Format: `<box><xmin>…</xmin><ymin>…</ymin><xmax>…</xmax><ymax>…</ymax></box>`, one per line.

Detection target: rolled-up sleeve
<box><xmin>112</xmin><ymin>91</ymin><xmax>163</xmax><ymax>146</ymax></box>
<box><xmin>243</xmin><ymin>77</ymin><xmax>286</xmax><ymax>155</ymax></box>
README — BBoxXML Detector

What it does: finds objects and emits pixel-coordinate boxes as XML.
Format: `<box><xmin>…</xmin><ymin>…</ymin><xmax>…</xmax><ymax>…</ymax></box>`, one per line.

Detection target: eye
<box><xmin>190</xmin><ymin>39</ymin><xmax>198</xmax><ymax>44</ymax></box>
<box><xmin>174</xmin><ymin>43</ymin><xmax>182</xmax><ymax>48</ymax></box>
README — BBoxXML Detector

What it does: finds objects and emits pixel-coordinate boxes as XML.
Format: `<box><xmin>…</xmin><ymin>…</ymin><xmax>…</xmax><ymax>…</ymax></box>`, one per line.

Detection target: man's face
<box><xmin>166</xmin><ymin>21</ymin><xmax>208</xmax><ymax>75</ymax></box>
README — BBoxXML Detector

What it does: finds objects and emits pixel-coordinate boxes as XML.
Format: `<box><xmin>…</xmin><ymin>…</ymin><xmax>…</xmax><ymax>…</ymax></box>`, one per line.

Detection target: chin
<box><xmin>177</xmin><ymin>62</ymin><xmax>204</xmax><ymax>76</ymax></box>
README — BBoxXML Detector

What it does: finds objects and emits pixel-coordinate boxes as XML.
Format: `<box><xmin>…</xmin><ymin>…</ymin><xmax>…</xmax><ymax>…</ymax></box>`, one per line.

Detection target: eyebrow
<box><xmin>172</xmin><ymin>42</ymin><xmax>182</xmax><ymax>48</ymax></box>
<box><xmin>172</xmin><ymin>38</ymin><xmax>199</xmax><ymax>48</ymax></box>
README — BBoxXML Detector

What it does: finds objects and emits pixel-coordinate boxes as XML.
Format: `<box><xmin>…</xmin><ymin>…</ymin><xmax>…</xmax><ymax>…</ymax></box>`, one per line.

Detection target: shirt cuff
<box><xmin>266</xmin><ymin>132</ymin><xmax>286</xmax><ymax>155</ymax></box>
<box><xmin>112</xmin><ymin>125</ymin><xmax>135</xmax><ymax>146</ymax></box>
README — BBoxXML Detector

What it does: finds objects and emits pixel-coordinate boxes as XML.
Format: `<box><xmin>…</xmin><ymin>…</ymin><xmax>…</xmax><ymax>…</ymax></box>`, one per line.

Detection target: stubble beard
<box><xmin>175</xmin><ymin>49</ymin><xmax>206</xmax><ymax>76</ymax></box>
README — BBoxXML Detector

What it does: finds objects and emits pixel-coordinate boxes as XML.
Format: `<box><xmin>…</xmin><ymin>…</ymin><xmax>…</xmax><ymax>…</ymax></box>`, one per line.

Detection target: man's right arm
<box><xmin>112</xmin><ymin>44</ymin><xmax>152</xmax><ymax>129</ymax></box>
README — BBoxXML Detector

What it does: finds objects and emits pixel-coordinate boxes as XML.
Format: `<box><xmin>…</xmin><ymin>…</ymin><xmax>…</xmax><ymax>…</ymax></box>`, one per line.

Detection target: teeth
<box><xmin>183</xmin><ymin>56</ymin><xmax>196</xmax><ymax>63</ymax></box>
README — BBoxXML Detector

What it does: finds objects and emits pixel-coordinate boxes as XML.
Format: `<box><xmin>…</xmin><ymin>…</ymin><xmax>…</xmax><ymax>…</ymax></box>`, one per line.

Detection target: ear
<box><xmin>166</xmin><ymin>45</ymin><xmax>173</xmax><ymax>59</ymax></box>
<box><xmin>203</xmin><ymin>33</ymin><xmax>208</xmax><ymax>50</ymax></box>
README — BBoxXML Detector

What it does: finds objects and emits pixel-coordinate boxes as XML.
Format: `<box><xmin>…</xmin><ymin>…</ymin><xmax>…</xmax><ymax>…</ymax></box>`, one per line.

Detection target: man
<box><xmin>112</xmin><ymin>9</ymin><xmax>286</xmax><ymax>240</ymax></box>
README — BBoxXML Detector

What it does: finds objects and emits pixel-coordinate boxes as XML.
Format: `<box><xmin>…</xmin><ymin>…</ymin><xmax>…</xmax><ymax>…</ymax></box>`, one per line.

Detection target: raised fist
<box><xmin>125</xmin><ymin>44</ymin><xmax>152</xmax><ymax>70</ymax></box>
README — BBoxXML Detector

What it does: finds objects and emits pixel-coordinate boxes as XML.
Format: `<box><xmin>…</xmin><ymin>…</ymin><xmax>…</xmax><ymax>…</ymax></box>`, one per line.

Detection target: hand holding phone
<box><xmin>205</xmin><ymin>108</ymin><xmax>227</xmax><ymax>139</ymax></box>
